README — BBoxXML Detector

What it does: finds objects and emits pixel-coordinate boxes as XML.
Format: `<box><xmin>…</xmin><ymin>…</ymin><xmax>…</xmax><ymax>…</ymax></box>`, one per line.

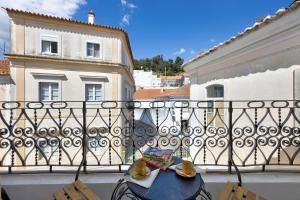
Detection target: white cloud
<box><xmin>121</xmin><ymin>0</ymin><xmax>127</xmax><ymax>6</ymax></box>
<box><xmin>120</xmin><ymin>0</ymin><xmax>137</xmax><ymax>26</ymax></box>
<box><xmin>174</xmin><ymin>48</ymin><xmax>186</xmax><ymax>55</ymax></box>
<box><xmin>120</xmin><ymin>0</ymin><xmax>137</xmax><ymax>9</ymax></box>
<box><xmin>127</xmin><ymin>3</ymin><xmax>137</xmax><ymax>9</ymax></box>
<box><xmin>210</xmin><ymin>38</ymin><xmax>217</xmax><ymax>43</ymax></box>
<box><xmin>0</xmin><ymin>0</ymin><xmax>86</xmax><ymax>54</ymax></box>
<box><xmin>121</xmin><ymin>14</ymin><xmax>130</xmax><ymax>25</ymax></box>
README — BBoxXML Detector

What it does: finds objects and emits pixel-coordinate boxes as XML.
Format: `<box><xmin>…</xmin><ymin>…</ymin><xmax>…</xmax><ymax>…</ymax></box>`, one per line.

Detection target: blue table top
<box><xmin>126</xmin><ymin>157</ymin><xmax>204</xmax><ymax>200</ymax></box>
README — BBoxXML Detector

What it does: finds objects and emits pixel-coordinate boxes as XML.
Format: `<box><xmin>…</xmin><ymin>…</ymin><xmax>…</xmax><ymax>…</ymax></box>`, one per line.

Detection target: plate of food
<box><xmin>129</xmin><ymin>166</ymin><xmax>151</xmax><ymax>180</ymax></box>
<box><xmin>175</xmin><ymin>161</ymin><xmax>196</xmax><ymax>178</ymax></box>
<box><xmin>129</xmin><ymin>160</ymin><xmax>151</xmax><ymax>180</ymax></box>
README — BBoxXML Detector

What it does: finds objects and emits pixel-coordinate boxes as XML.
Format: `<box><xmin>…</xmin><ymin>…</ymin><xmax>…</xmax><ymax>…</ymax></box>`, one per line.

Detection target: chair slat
<box><xmin>63</xmin><ymin>185</ymin><xmax>83</xmax><ymax>200</ymax></box>
<box><xmin>246</xmin><ymin>191</ymin><xmax>256</xmax><ymax>200</ymax></box>
<box><xmin>73</xmin><ymin>180</ymin><xmax>101</xmax><ymax>200</ymax></box>
<box><xmin>234</xmin><ymin>186</ymin><xmax>245</xmax><ymax>200</ymax></box>
<box><xmin>218</xmin><ymin>182</ymin><xmax>234</xmax><ymax>200</ymax></box>
<box><xmin>54</xmin><ymin>190</ymin><xmax>69</xmax><ymax>200</ymax></box>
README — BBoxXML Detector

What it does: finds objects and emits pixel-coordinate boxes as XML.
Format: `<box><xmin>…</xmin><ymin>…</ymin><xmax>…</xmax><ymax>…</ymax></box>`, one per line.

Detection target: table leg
<box><xmin>111</xmin><ymin>178</ymin><xmax>141</xmax><ymax>200</ymax></box>
<box><xmin>199</xmin><ymin>185</ymin><xmax>212</xmax><ymax>200</ymax></box>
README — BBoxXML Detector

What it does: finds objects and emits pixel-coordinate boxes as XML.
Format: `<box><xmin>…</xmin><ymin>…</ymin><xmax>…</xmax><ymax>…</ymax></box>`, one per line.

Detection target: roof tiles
<box><xmin>133</xmin><ymin>84</ymin><xmax>190</xmax><ymax>100</ymax></box>
<box><xmin>0</xmin><ymin>60</ymin><xmax>9</xmax><ymax>76</ymax></box>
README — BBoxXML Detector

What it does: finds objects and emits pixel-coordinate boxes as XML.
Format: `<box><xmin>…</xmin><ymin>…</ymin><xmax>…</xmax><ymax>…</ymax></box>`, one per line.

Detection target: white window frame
<box><xmin>85</xmin><ymin>83</ymin><xmax>103</xmax><ymax>101</ymax></box>
<box><xmin>38</xmin><ymin>140</ymin><xmax>59</xmax><ymax>161</ymax></box>
<box><xmin>39</xmin><ymin>81</ymin><xmax>61</xmax><ymax>101</ymax></box>
<box><xmin>85</xmin><ymin>40</ymin><xmax>103</xmax><ymax>59</ymax></box>
<box><xmin>206</xmin><ymin>84</ymin><xmax>224</xmax><ymax>127</ymax></box>
<box><xmin>40</xmin><ymin>34</ymin><xmax>59</xmax><ymax>55</ymax></box>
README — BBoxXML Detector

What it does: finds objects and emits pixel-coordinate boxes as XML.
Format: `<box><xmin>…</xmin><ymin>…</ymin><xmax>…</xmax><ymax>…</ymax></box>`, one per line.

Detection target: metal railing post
<box><xmin>82</xmin><ymin>101</ymin><xmax>87</xmax><ymax>173</ymax></box>
<box><xmin>228</xmin><ymin>101</ymin><xmax>233</xmax><ymax>173</ymax></box>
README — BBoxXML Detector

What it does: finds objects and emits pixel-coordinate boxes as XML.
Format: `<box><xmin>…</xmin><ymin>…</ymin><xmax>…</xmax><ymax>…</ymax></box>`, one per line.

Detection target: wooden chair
<box><xmin>43</xmin><ymin>179</ymin><xmax>101</xmax><ymax>200</ymax></box>
<box><xmin>43</xmin><ymin>159</ymin><xmax>101</xmax><ymax>200</ymax></box>
<box><xmin>218</xmin><ymin>182</ymin><xmax>266</xmax><ymax>200</ymax></box>
<box><xmin>218</xmin><ymin>159</ymin><xmax>267</xmax><ymax>200</ymax></box>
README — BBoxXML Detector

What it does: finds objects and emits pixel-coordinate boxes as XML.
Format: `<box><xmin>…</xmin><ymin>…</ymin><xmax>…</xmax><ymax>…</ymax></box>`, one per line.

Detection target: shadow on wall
<box><xmin>0</xmin><ymin>76</ymin><xmax>14</xmax><ymax>85</ymax></box>
<box><xmin>196</xmin><ymin>45</ymin><xmax>300</xmax><ymax>85</ymax></box>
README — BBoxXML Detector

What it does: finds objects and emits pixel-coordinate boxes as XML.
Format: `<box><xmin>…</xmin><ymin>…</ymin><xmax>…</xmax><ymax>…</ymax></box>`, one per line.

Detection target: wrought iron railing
<box><xmin>0</xmin><ymin>100</ymin><xmax>299</xmax><ymax>173</ymax></box>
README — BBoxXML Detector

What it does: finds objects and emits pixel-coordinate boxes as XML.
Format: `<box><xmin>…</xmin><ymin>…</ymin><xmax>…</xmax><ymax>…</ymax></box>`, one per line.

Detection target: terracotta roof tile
<box><xmin>133</xmin><ymin>84</ymin><xmax>190</xmax><ymax>100</ymax></box>
<box><xmin>3</xmin><ymin>7</ymin><xmax>134</xmax><ymax>62</ymax></box>
<box><xmin>0</xmin><ymin>60</ymin><xmax>9</xmax><ymax>76</ymax></box>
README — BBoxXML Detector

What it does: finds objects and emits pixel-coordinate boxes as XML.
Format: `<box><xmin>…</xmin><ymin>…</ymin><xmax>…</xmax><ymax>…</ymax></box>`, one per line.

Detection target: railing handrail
<box><xmin>0</xmin><ymin>100</ymin><xmax>299</xmax><ymax>174</ymax></box>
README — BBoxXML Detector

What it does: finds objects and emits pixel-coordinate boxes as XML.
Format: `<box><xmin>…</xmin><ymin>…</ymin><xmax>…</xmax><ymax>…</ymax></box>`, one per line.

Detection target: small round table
<box><xmin>125</xmin><ymin>157</ymin><xmax>209</xmax><ymax>200</ymax></box>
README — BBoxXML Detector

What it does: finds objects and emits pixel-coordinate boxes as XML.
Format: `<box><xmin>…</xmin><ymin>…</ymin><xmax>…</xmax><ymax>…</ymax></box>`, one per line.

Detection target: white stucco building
<box><xmin>133</xmin><ymin>70</ymin><xmax>161</xmax><ymax>89</ymax></box>
<box><xmin>4</xmin><ymin>8</ymin><xmax>134</xmax><ymax>103</ymax></box>
<box><xmin>1</xmin><ymin>8</ymin><xmax>136</xmax><ymax>166</ymax></box>
<box><xmin>183</xmin><ymin>1</ymin><xmax>300</xmax><ymax>168</ymax></box>
<box><xmin>184</xmin><ymin>2</ymin><xmax>300</xmax><ymax>103</ymax></box>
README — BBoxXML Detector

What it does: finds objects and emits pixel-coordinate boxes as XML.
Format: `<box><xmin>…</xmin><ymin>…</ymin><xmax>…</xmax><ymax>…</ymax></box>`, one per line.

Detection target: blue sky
<box><xmin>73</xmin><ymin>0</ymin><xmax>291</xmax><ymax>61</ymax></box>
<box><xmin>0</xmin><ymin>0</ymin><xmax>293</xmax><ymax>61</ymax></box>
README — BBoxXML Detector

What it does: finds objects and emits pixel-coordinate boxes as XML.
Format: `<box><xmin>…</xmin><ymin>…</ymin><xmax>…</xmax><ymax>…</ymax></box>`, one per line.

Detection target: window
<box><xmin>39</xmin><ymin>82</ymin><xmax>59</xmax><ymax>101</ymax></box>
<box><xmin>206</xmin><ymin>84</ymin><xmax>224</xmax><ymax>127</ymax></box>
<box><xmin>41</xmin><ymin>40</ymin><xmax>58</xmax><ymax>54</ymax></box>
<box><xmin>207</xmin><ymin>101</ymin><xmax>214</xmax><ymax>113</ymax></box>
<box><xmin>86</xmin><ymin>42</ymin><xmax>100</xmax><ymax>57</ymax></box>
<box><xmin>38</xmin><ymin>140</ymin><xmax>59</xmax><ymax>160</ymax></box>
<box><xmin>86</xmin><ymin>84</ymin><xmax>102</xmax><ymax>101</ymax></box>
<box><xmin>207</xmin><ymin>85</ymin><xmax>224</xmax><ymax>98</ymax></box>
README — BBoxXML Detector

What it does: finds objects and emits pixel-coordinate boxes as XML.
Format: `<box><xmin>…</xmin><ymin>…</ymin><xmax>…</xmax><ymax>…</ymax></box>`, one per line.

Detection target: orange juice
<box><xmin>182</xmin><ymin>160</ymin><xmax>194</xmax><ymax>174</ymax></box>
<box><xmin>134</xmin><ymin>160</ymin><xmax>147</xmax><ymax>176</ymax></box>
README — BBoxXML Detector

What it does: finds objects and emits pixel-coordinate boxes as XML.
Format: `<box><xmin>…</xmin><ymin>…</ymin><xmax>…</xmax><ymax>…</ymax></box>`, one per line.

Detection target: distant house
<box><xmin>2</xmin><ymin>8</ymin><xmax>135</xmax><ymax>165</ymax></box>
<box><xmin>133</xmin><ymin>84</ymin><xmax>190</xmax><ymax>127</ymax></box>
<box><xmin>133</xmin><ymin>84</ymin><xmax>190</xmax><ymax>100</ymax></box>
<box><xmin>133</xmin><ymin>70</ymin><xmax>161</xmax><ymax>89</ymax></box>
<box><xmin>4</xmin><ymin>8</ymin><xmax>134</xmax><ymax>103</ymax></box>
<box><xmin>160</xmin><ymin>75</ymin><xmax>184</xmax><ymax>87</ymax></box>
<box><xmin>130</xmin><ymin>84</ymin><xmax>191</xmax><ymax>160</ymax></box>
<box><xmin>134</xmin><ymin>69</ymin><xmax>190</xmax><ymax>89</ymax></box>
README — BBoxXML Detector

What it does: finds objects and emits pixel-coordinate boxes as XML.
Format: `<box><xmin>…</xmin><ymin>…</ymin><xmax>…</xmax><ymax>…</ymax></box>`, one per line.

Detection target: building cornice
<box><xmin>5</xmin><ymin>53</ymin><xmax>135</xmax><ymax>84</ymax></box>
<box><xmin>186</xmin><ymin>22</ymin><xmax>300</xmax><ymax>73</ymax></box>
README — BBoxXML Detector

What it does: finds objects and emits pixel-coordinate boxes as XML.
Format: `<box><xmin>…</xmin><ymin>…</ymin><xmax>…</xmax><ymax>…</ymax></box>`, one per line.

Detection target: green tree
<box><xmin>134</xmin><ymin>55</ymin><xmax>184</xmax><ymax>75</ymax></box>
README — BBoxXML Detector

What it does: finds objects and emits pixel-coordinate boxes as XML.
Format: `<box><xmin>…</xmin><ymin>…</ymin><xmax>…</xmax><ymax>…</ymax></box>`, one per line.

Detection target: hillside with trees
<box><xmin>133</xmin><ymin>55</ymin><xmax>185</xmax><ymax>76</ymax></box>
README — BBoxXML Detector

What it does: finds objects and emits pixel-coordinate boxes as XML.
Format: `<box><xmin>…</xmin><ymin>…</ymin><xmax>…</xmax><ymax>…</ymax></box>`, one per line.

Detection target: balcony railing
<box><xmin>0</xmin><ymin>100</ymin><xmax>299</xmax><ymax>174</ymax></box>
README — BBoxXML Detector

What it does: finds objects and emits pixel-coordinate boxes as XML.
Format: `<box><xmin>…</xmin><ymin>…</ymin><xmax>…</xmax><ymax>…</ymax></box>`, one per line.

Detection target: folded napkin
<box><xmin>127</xmin><ymin>169</ymin><xmax>160</xmax><ymax>188</ymax></box>
<box><xmin>169</xmin><ymin>164</ymin><xmax>206</xmax><ymax>173</ymax></box>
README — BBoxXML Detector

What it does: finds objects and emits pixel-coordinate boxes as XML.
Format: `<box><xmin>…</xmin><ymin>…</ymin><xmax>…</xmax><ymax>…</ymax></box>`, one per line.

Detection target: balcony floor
<box><xmin>1</xmin><ymin>172</ymin><xmax>300</xmax><ymax>200</ymax></box>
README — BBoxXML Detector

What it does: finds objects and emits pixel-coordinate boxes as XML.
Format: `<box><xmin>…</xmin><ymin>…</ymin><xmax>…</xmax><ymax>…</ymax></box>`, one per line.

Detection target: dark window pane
<box><xmin>42</xmin><ymin>41</ymin><xmax>51</xmax><ymax>53</ymax></box>
<box><xmin>207</xmin><ymin>85</ymin><xmax>224</xmax><ymax>98</ymax></box>
<box><xmin>94</xmin><ymin>43</ymin><xmax>100</xmax><ymax>57</ymax></box>
<box><xmin>87</xmin><ymin>43</ymin><xmax>93</xmax><ymax>56</ymax></box>
<box><xmin>51</xmin><ymin>41</ymin><xmax>58</xmax><ymax>53</ymax></box>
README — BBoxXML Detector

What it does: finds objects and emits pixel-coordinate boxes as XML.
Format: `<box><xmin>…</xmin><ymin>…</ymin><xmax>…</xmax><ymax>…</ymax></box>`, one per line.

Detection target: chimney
<box><xmin>88</xmin><ymin>11</ymin><xmax>95</xmax><ymax>24</ymax></box>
